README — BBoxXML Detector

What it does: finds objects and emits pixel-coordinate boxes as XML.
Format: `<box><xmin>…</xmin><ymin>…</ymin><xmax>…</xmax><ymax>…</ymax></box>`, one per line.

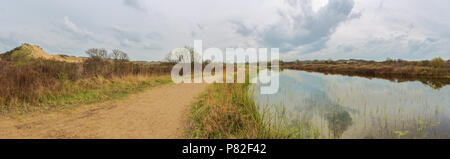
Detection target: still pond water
<box><xmin>251</xmin><ymin>70</ymin><xmax>450</xmax><ymax>139</ymax></box>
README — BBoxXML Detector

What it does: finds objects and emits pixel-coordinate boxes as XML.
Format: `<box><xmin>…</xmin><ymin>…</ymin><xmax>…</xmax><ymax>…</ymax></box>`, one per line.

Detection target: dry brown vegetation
<box><xmin>188</xmin><ymin>83</ymin><xmax>261</xmax><ymax>138</ymax></box>
<box><xmin>283</xmin><ymin>58</ymin><xmax>450</xmax><ymax>78</ymax></box>
<box><xmin>0</xmin><ymin>44</ymin><xmax>173</xmax><ymax>113</ymax></box>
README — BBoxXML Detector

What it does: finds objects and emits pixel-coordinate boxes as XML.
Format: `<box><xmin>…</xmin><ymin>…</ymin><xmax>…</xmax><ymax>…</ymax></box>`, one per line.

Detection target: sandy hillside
<box><xmin>0</xmin><ymin>43</ymin><xmax>84</xmax><ymax>63</ymax></box>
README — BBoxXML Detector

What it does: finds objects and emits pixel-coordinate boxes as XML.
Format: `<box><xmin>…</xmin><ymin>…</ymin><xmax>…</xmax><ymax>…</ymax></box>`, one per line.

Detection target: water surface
<box><xmin>252</xmin><ymin>70</ymin><xmax>450</xmax><ymax>138</ymax></box>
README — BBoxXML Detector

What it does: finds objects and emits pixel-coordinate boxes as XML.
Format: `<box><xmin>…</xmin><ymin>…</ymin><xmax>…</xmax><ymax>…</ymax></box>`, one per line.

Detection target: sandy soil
<box><xmin>0</xmin><ymin>83</ymin><xmax>208</xmax><ymax>139</ymax></box>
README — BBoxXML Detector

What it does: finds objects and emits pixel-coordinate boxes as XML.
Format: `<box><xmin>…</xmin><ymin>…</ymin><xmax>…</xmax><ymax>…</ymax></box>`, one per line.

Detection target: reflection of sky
<box><xmin>252</xmin><ymin>70</ymin><xmax>450</xmax><ymax>138</ymax></box>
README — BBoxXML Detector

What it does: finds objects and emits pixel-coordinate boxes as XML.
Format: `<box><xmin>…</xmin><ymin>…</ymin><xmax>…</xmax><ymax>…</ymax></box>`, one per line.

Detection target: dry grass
<box><xmin>188</xmin><ymin>83</ymin><xmax>261</xmax><ymax>138</ymax></box>
<box><xmin>0</xmin><ymin>57</ymin><xmax>173</xmax><ymax>114</ymax></box>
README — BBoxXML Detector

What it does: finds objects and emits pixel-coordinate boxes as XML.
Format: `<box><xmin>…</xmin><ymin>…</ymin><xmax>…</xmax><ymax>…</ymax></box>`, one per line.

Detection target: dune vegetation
<box><xmin>0</xmin><ymin>43</ymin><xmax>85</xmax><ymax>63</ymax></box>
<box><xmin>0</xmin><ymin>44</ymin><xmax>173</xmax><ymax>114</ymax></box>
<box><xmin>282</xmin><ymin>58</ymin><xmax>450</xmax><ymax>79</ymax></box>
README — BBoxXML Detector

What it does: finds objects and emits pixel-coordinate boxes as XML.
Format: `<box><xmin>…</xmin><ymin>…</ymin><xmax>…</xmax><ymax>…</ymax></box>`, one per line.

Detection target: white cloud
<box><xmin>0</xmin><ymin>0</ymin><xmax>449</xmax><ymax>61</ymax></box>
<box><xmin>311</xmin><ymin>0</ymin><xmax>329</xmax><ymax>12</ymax></box>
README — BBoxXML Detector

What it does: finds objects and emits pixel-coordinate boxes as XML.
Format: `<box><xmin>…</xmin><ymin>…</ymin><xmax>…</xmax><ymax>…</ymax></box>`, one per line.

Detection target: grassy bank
<box><xmin>187</xmin><ymin>83</ymin><xmax>319</xmax><ymax>139</ymax></box>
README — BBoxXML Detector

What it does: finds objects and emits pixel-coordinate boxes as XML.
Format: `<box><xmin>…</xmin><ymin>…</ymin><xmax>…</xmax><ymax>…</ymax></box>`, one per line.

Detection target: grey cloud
<box><xmin>196</xmin><ymin>24</ymin><xmax>204</xmax><ymax>31</ymax></box>
<box><xmin>110</xmin><ymin>26</ymin><xmax>162</xmax><ymax>50</ymax></box>
<box><xmin>337</xmin><ymin>44</ymin><xmax>354</xmax><ymax>53</ymax></box>
<box><xmin>377</xmin><ymin>0</ymin><xmax>384</xmax><ymax>10</ymax></box>
<box><xmin>62</xmin><ymin>16</ymin><xmax>98</xmax><ymax>42</ymax></box>
<box><xmin>306</xmin><ymin>34</ymin><xmax>446</xmax><ymax>61</ymax></box>
<box><xmin>145</xmin><ymin>32</ymin><xmax>162</xmax><ymax>40</ymax></box>
<box><xmin>111</xmin><ymin>26</ymin><xmax>142</xmax><ymax>46</ymax></box>
<box><xmin>231</xmin><ymin>21</ymin><xmax>254</xmax><ymax>37</ymax></box>
<box><xmin>190</xmin><ymin>24</ymin><xmax>206</xmax><ymax>38</ymax></box>
<box><xmin>257</xmin><ymin>0</ymin><xmax>358</xmax><ymax>53</ymax></box>
<box><xmin>123</xmin><ymin>0</ymin><xmax>146</xmax><ymax>11</ymax></box>
<box><xmin>297</xmin><ymin>38</ymin><xmax>329</xmax><ymax>54</ymax></box>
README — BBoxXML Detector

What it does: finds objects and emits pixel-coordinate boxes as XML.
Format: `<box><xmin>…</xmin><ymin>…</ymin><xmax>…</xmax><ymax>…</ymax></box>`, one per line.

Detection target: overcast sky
<box><xmin>1</xmin><ymin>0</ymin><xmax>449</xmax><ymax>61</ymax></box>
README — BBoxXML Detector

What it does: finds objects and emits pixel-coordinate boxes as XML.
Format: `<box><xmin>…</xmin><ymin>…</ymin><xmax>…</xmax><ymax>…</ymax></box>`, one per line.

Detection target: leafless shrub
<box><xmin>111</xmin><ymin>49</ymin><xmax>129</xmax><ymax>62</ymax></box>
<box><xmin>85</xmin><ymin>48</ymin><xmax>108</xmax><ymax>60</ymax></box>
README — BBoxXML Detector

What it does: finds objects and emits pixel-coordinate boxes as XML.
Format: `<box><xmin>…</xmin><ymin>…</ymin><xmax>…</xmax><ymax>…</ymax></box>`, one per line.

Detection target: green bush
<box><xmin>431</xmin><ymin>57</ymin><xmax>445</xmax><ymax>68</ymax></box>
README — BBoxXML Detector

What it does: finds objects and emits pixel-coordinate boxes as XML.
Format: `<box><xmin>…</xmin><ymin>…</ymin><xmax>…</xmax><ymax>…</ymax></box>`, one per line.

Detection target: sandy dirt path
<box><xmin>0</xmin><ymin>83</ymin><xmax>208</xmax><ymax>139</ymax></box>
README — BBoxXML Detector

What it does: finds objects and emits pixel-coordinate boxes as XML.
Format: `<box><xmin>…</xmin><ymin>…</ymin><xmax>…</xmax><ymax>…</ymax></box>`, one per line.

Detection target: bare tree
<box><xmin>164</xmin><ymin>52</ymin><xmax>181</xmax><ymax>64</ymax></box>
<box><xmin>185</xmin><ymin>46</ymin><xmax>202</xmax><ymax>64</ymax></box>
<box><xmin>86</xmin><ymin>48</ymin><xmax>108</xmax><ymax>60</ymax></box>
<box><xmin>118</xmin><ymin>51</ymin><xmax>129</xmax><ymax>61</ymax></box>
<box><xmin>165</xmin><ymin>50</ymin><xmax>185</xmax><ymax>63</ymax></box>
<box><xmin>111</xmin><ymin>49</ymin><xmax>121</xmax><ymax>60</ymax></box>
<box><xmin>111</xmin><ymin>49</ymin><xmax>129</xmax><ymax>62</ymax></box>
<box><xmin>164</xmin><ymin>46</ymin><xmax>203</xmax><ymax>65</ymax></box>
<box><xmin>164</xmin><ymin>52</ymin><xmax>174</xmax><ymax>63</ymax></box>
